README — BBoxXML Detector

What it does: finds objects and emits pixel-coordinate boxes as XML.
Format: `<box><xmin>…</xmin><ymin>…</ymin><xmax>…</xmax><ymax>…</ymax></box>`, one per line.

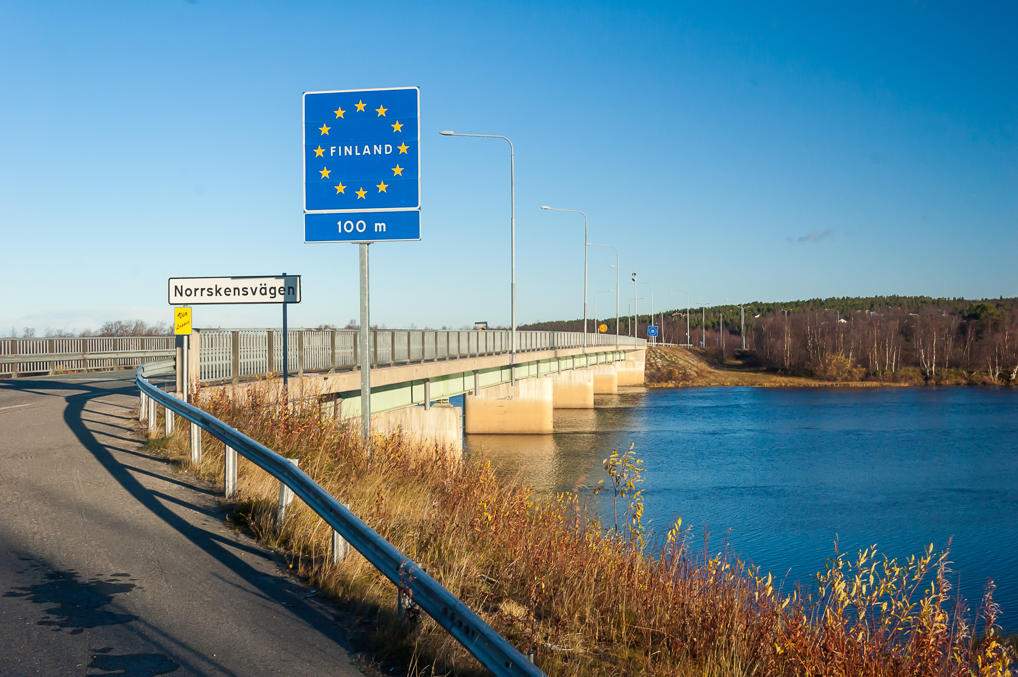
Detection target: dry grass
<box><xmin>146</xmin><ymin>384</ymin><xmax>1014</xmax><ymax>676</ymax></box>
<box><xmin>646</xmin><ymin>346</ymin><xmax>899</xmax><ymax>389</ymax></box>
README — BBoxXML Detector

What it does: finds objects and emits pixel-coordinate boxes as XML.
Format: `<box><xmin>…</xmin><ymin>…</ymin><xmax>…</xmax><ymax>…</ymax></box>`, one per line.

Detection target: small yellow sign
<box><xmin>174</xmin><ymin>307</ymin><xmax>192</xmax><ymax>335</ymax></box>
<box><xmin>598</xmin><ymin>323</ymin><xmax>608</xmax><ymax>333</ymax></box>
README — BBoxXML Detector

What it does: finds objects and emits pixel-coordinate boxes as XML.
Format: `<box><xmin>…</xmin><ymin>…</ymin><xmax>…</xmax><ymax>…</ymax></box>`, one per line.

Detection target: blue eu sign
<box><xmin>302</xmin><ymin>87</ymin><xmax>420</xmax><ymax>242</ymax></box>
<box><xmin>647</xmin><ymin>325</ymin><xmax>659</xmax><ymax>338</ymax></box>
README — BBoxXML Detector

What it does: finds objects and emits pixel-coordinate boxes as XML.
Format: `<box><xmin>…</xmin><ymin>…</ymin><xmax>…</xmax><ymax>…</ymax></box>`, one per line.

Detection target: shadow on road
<box><xmin>0</xmin><ymin>376</ymin><xmax>361</xmax><ymax>670</ymax></box>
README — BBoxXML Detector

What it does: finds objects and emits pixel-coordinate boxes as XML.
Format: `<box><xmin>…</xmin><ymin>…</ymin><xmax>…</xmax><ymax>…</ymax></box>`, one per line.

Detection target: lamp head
<box><xmin>439</xmin><ymin>130</ymin><xmax>455</xmax><ymax>136</ymax></box>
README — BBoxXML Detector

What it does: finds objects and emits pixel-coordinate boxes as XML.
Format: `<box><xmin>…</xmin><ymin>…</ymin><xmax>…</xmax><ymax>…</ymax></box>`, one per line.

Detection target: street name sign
<box><xmin>168</xmin><ymin>276</ymin><xmax>301</xmax><ymax>305</ymax></box>
<box><xmin>302</xmin><ymin>87</ymin><xmax>421</xmax><ymax>242</ymax></box>
<box><xmin>174</xmin><ymin>308</ymin><xmax>192</xmax><ymax>335</ymax></box>
<box><xmin>647</xmin><ymin>325</ymin><xmax>659</xmax><ymax>337</ymax></box>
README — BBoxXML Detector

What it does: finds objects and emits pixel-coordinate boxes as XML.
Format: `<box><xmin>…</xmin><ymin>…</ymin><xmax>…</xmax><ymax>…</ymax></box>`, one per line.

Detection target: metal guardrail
<box><xmin>136</xmin><ymin>364</ymin><xmax>545</xmax><ymax>676</ymax></box>
<box><xmin>197</xmin><ymin>328</ymin><xmax>644</xmax><ymax>384</ymax></box>
<box><xmin>1</xmin><ymin>336</ymin><xmax>175</xmax><ymax>377</ymax></box>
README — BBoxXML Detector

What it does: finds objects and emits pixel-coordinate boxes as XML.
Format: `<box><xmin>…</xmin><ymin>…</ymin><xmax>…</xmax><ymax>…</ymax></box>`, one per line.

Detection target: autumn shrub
<box><xmin>147</xmin><ymin>384</ymin><xmax>1014</xmax><ymax>676</ymax></box>
<box><xmin>814</xmin><ymin>354</ymin><xmax>866</xmax><ymax>382</ymax></box>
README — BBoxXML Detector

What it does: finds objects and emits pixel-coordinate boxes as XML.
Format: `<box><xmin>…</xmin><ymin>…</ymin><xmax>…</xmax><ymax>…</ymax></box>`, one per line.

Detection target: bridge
<box><xmin>176</xmin><ymin>327</ymin><xmax>646</xmax><ymax>450</ymax></box>
<box><xmin>3</xmin><ymin>329</ymin><xmax>646</xmax><ymax>452</ymax></box>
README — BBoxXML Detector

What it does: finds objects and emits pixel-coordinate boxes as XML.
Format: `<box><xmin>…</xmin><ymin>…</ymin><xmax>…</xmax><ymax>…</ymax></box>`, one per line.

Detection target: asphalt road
<box><xmin>0</xmin><ymin>371</ymin><xmax>365</xmax><ymax>676</ymax></box>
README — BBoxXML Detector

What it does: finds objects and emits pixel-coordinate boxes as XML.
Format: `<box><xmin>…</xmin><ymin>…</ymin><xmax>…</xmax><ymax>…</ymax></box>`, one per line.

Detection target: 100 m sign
<box><xmin>338</xmin><ymin>219</ymin><xmax>388</xmax><ymax>234</ymax></box>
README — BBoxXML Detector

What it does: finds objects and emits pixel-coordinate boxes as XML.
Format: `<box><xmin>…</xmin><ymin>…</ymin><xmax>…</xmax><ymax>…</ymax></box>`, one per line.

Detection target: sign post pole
<box><xmin>359</xmin><ymin>243</ymin><xmax>371</xmax><ymax>445</ymax></box>
<box><xmin>282</xmin><ymin>272</ymin><xmax>289</xmax><ymax>397</ymax></box>
<box><xmin>183</xmin><ymin>334</ymin><xmax>188</xmax><ymax>404</ymax></box>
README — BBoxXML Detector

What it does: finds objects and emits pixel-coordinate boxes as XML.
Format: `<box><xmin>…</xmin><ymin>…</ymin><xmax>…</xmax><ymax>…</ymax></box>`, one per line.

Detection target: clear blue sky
<box><xmin>2</xmin><ymin>1</ymin><xmax>1015</xmax><ymax>334</ymax></box>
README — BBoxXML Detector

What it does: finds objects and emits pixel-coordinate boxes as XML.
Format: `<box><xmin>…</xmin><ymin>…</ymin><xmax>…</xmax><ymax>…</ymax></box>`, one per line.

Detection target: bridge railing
<box><xmin>136</xmin><ymin>364</ymin><xmax>545</xmax><ymax>676</ymax></box>
<box><xmin>0</xmin><ymin>336</ymin><xmax>175</xmax><ymax>378</ymax></box>
<box><xmin>197</xmin><ymin>328</ymin><xmax>644</xmax><ymax>385</ymax></box>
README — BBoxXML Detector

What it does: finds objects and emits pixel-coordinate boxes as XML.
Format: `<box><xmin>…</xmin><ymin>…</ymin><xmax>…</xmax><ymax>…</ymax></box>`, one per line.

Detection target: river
<box><xmin>460</xmin><ymin>386</ymin><xmax>1018</xmax><ymax>630</ymax></box>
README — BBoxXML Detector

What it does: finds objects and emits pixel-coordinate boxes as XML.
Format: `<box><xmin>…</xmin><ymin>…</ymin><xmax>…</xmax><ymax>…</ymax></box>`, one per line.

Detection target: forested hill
<box><xmin>521</xmin><ymin>295</ymin><xmax>1018</xmax><ymax>333</ymax></box>
<box><xmin>522</xmin><ymin>295</ymin><xmax>1018</xmax><ymax>385</ymax></box>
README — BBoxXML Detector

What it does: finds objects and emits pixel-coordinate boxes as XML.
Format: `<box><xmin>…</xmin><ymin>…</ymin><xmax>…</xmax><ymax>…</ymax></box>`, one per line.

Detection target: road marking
<box><xmin>0</xmin><ymin>403</ymin><xmax>34</xmax><ymax>413</ymax></box>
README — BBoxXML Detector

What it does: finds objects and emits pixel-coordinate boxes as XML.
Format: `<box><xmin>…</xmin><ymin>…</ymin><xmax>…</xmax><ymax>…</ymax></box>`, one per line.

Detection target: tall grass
<box><xmin>149</xmin><ymin>384</ymin><xmax>1014</xmax><ymax>675</ymax></box>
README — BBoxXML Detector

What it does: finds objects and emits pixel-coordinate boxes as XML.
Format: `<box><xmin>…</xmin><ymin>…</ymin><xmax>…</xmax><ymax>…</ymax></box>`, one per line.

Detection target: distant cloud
<box><xmin>794</xmin><ymin>229</ymin><xmax>833</xmax><ymax>244</ymax></box>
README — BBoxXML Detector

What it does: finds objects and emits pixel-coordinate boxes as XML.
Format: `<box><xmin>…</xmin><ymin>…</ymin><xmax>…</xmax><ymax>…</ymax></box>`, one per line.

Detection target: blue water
<box><xmin>463</xmin><ymin>387</ymin><xmax>1018</xmax><ymax>630</ymax></box>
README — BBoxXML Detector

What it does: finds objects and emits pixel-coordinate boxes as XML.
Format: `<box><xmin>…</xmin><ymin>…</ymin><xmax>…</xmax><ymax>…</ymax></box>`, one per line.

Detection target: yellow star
<box><xmin>334</xmin><ymin>182</ymin><xmax>346</xmax><ymax>194</ymax></box>
<box><xmin>355</xmin><ymin>100</ymin><xmax>366</xmax><ymax>112</ymax></box>
<box><xmin>397</xmin><ymin>142</ymin><xmax>409</xmax><ymax>154</ymax></box>
<box><xmin>376</xmin><ymin>180</ymin><xmax>388</xmax><ymax>193</ymax></box>
<box><xmin>333</xmin><ymin>105</ymin><xmax>345</xmax><ymax>119</ymax></box>
<box><xmin>392</xmin><ymin>165</ymin><xmax>404</xmax><ymax>176</ymax></box>
<box><xmin>356</xmin><ymin>187</ymin><xmax>367</xmax><ymax>199</ymax></box>
<box><xmin>375</xmin><ymin>104</ymin><xmax>387</xmax><ymax>117</ymax></box>
<box><xmin>391</xmin><ymin>120</ymin><xmax>403</xmax><ymax>133</ymax></box>
<box><xmin>319</xmin><ymin>167</ymin><xmax>331</xmax><ymax>179</ymax></box>
<box><xmin>318</xmin><ymin>122</ymin><xmax>330</xmax><ymax>135</ymax></box>
<box><xmin>313</xmin><ymin>145</ymin><xmax>325</xmax><ymax>157</ymax></box>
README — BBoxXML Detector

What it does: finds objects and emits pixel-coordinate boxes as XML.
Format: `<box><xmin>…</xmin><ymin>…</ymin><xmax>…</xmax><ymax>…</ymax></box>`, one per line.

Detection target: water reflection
<box><xmin>465</xmin><ymin>391</ymin><xmax>647</xmax><ymax>493</ymax></box>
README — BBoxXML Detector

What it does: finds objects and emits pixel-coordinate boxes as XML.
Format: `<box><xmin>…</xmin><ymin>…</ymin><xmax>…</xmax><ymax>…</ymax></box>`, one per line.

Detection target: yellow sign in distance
<box><xmin>174</xmin><ymin>307</ymin><xmax>192</xmax><ymax>335</ymax></box>
<box><xmin>598</xmin><ymin>323</ymin><xmax>608</xmax><ymax>333</ymax></box>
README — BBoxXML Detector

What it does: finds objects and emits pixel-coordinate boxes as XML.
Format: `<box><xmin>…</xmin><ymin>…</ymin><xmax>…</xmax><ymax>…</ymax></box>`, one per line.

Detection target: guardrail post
<box><xmin>164</xmin><ymin>403</ymin><xmax>174</xmax><ymax>436</ymax></box>
<box><xmin>190</xmin><ymin>422</ymin><xmax>201</xmax><ymax>463</ymax></box>
<box><xmin>224</xmin><ymin>444</ymin><xmax>237</xmax><ymax>498</ymax></box>
<box><xmin>148</xmin><ymin>401</ymin><xmax>158</xmax><ymax>435</ymax></box>
<box><xmin>331</xmin><ymin>504</ymin><xmax>351</xmax><ymax>564</ymax></box>
<box><xmin>397</xmin><ymin>563</ymin><xmax>421</xmax><ymax>625</ymax></box>
<box><xmin>139</xmin><ymin>393</ymin><xmax>147</xmax><ymax>421</ymax></box>
<box><xmin>276</xmin><ymin>458</ymin><xmax>300</xmax><ymax>525</ymax></box>
<box><xmin>232</xmin><ymin>331</ymin><xmax>240</xmax><ymax>385</ymax></box>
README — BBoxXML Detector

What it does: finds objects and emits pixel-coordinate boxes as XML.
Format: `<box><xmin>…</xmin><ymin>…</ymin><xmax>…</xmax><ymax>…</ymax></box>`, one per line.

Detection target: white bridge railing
<box><xmin>0</xmin><ymin>336</ymin><xmax>175</xmax><ymax>378</ymax></box>
<box><xmin>1</xmin><ymin>330</ymin><xmax>644</xmax><ymax>383</ymax></box>
<box><xmin>197</xmin><ymin>328</ymin><xmax>643</xmax><ymax>385</ymax></box>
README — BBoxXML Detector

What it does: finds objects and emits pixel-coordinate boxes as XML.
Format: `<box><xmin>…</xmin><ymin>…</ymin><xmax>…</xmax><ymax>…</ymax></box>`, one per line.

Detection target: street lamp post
<box><xmin>541</xmin><ymin>205</ymin><xmax>588</xmax><ymax>350</ymax></box>
<box><xmin>631</xmin><ymin>273</ymin><xmax>638</xmax><ymax>338</ymax></box>
<box><xmin>441</xmin><ymin>130</ymin><xmax>517</xmax><ymax>385</ymax></box>
<box><xmin>588</xmin><ymin>243</ymin><xmax>619</xmax><ymax>349</ymax></box>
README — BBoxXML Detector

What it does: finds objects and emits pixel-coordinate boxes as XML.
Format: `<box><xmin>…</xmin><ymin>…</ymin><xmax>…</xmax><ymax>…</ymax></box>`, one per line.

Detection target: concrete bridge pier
<box><xmin>372</xmin><ymin>404</ymin><xmax>464</xmax><ymax>457</ymax></box>
<box><xmin>616</xmin><ymin>350</ymin><xmax>646</xmax><ymax>386</ymax></box>
<box><xmin>551</xmin><ymin>369</ymin><xmax>594</xmax><ymax>408</ymax></box>
<box><xmin>592</xmin><ymin>364</ymin><xmax>619</xmax><ymax>394</ymax></box>
<box><xmin>464</xmin><ymin>377</ymin><xmax>554</xmax><ymax>434</ymax></box>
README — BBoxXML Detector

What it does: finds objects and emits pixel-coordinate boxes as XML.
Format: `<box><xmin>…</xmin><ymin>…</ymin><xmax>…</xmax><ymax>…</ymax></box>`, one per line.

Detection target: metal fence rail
<box><xmin>1</xmin><ymin>336</ymin><xmax>175</xmax><ymax>378</ymax></box>
<box><xmin>136</xmin><ymin>365</ymin><xmax>544</xmax><ymax>676</ymax></box>
<box><xmin>198</xmin><ymin>328</ymin><xmax>644</xmax><ymax>384</ymax></box>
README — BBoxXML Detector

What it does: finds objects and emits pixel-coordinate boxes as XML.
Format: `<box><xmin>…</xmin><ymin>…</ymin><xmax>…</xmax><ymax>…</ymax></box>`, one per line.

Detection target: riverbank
<box><xmin>646</xmin><ymin>345</ymin><xmax>905</xmax><ymax>388</ymax></box>
<box><xmin>143</xmin><ymin>385</ymin><xmax>1013</xmax><ymax>675</ymax></box>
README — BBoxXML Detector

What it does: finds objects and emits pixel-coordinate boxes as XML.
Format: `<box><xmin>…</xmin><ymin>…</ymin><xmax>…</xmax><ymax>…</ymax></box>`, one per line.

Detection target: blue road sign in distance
<box><xmin>303</xmin><ymin>86</ymin><xmax>420</xmax><ymax>242</ymax></box>
<box><xmin>647</xmin><ymin>325</ymin><xmax>659</xmax><ymax>337</ymax></box>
